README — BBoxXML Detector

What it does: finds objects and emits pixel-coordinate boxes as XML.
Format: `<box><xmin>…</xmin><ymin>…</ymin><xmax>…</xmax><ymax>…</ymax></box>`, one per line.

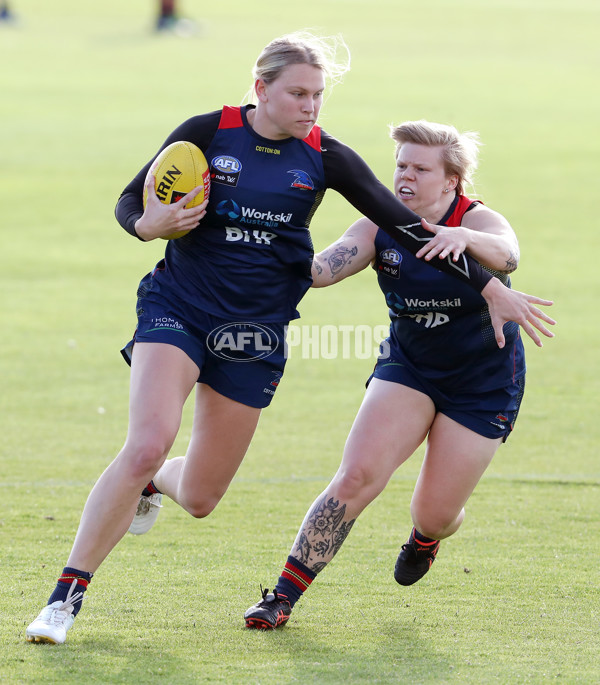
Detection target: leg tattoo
<box><xmin>294</xmin><ymin>495</ymin><xmax>356</xmax><ymax>570</ymax></box>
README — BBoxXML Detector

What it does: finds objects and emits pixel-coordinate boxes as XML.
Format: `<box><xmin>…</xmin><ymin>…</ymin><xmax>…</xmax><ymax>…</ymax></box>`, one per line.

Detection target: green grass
<box><xmin>1</xmin><ymin>0</ymin><xmax>599</xmax><ymax>683</ymax></box>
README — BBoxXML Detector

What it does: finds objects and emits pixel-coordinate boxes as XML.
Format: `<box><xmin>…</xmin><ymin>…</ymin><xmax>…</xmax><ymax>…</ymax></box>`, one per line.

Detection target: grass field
<box><xmin>1</xmin><ymin>0</ymin><xmax>599</xmax><ymax>683</ymax></box>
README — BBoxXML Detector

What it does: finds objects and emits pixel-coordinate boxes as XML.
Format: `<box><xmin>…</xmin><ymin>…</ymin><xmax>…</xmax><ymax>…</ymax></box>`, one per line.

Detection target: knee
<box><xmin>411</xmin><ymin>505</ymin><xmax>465</xmax><ymax>540</ymax></box>
<box><xmin>179</xmin><ymin>491</ymin><xmax>222</xmax><ymax>519</ymax></box>
<box><xmin>331</xmin><ymin>464</ymin><xmax>382</xmax><ymax>504</ymax></box>
<box><xmin>119</xmin><ymin>438</ymin><xmax>171</xmax><ymax>484</ymax></box>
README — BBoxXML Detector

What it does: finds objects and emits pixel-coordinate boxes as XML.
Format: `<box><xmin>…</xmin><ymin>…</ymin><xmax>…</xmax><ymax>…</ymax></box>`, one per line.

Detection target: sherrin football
<box><xmin>143</xmin><ymin>140</ymin><xmax>211</xmax><ymax>240</ymax></box>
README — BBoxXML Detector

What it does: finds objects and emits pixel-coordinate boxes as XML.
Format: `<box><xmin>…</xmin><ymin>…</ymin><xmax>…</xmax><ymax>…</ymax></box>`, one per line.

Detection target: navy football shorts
<box><xmin>121</xmin><ymin>285</ymin><xmax>287</xmax><ymax>409</ymax></box>
<box><xmin>370</xmin><ymin>356</ymin><xmax>525</xmax><ymax>442</ymax></box>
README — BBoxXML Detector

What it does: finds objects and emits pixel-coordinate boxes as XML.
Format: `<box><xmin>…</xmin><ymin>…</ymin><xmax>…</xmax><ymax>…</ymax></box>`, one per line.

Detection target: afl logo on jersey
<box><xmin>378</xmin><ymin>249</ymin><xmax>402</xmax><ymax>279</ymax></box>
<box><xmin>210</xmin><ymin>155</ymin><xmax>242</xmax><ymax>187</ymax></box>
<box><xmin>381</xmin><ymin>249</ymin><xmax>401</xmax><ymax>265</ymax></box>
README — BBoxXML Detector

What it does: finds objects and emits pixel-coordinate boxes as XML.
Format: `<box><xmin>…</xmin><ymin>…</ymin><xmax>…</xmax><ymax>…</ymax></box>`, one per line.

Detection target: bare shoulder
<box><xmin>461</xmin><ymin>203</ymin><xmax>513</xmax><ymax>234</ymax></box>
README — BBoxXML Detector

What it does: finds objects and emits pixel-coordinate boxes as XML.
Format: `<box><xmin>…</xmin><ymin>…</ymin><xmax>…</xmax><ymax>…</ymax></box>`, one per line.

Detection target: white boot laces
<box><xmin>51</xmin><ymin>579</ymin><xmax>84</xmax><ymax>622</ymax></box>
<box><xmin>137</xmin><ymin>494</ymin><xmax>163</xmax><ymax>516</ymax></box>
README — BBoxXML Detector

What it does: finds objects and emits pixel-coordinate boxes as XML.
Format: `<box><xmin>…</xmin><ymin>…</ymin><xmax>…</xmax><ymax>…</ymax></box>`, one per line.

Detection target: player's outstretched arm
<box><xmin>311</xmin><ymin>218</ymin><xmax>377</xmax><ymax>287</ymax></box>
<box><xmin>417</xmin><ymin>207</ymin><xmax>520</xmax><ymax>274</ymax></box>
<box><xmin>481</xmin><ymin>277</ymin><xmax>556</xmax><ymax>348</ymax></box>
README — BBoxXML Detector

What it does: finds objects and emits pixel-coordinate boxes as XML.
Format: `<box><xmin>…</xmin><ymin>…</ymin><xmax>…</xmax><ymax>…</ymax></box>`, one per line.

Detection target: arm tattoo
<box><xmin>293</xmin><ymin>495</ymin><xmax>356</xmax><ymax>570</ymax></box>
<box><xmin>314</xmin><ymin>262</ymin><xmax>323</xmax><ymax>275</ymax></box>
<box><xmin>327</xmin><ymin>245</ymin><xmax>358</xmax><ymax>277</ymax></box>
<box><xmin>504</xmin><ymin>249</ymin><xmax>519</xmax><ymax>273</ymax></box>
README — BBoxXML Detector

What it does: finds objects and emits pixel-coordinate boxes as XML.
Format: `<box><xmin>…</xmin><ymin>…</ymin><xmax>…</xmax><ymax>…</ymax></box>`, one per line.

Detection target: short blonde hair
<box><xmin>390</xmin><ymin>120</ymin><xmax>480</xmax><ymax>195</ymax></box>
<box><xmin>246</xmin><ymin>31</ymin><xmax>350</xmax><ymax>102</ymax></box>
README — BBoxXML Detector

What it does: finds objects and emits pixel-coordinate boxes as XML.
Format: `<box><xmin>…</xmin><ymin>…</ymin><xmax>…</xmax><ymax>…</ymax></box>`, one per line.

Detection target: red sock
<box><xmin>142</xmin><ymin>480</ymin><xmax>161</xmax><ymax>496</ymax></box>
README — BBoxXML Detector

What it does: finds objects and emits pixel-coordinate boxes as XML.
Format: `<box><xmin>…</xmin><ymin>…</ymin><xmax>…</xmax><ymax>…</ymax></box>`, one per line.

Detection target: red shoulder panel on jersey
<box><xmin>303</xmin><ymin>125</ymin><xmax>321</xmax><ymax>152</ymax></box>
<box><xmin>219</xmin><ymin>106</ymin><xmax>243</xmax><ymax>129</ymax></box>
<box><xmin>446</xmin><ymin>195</ymin><xmax>483</xmax><ymax>227</ymax></box>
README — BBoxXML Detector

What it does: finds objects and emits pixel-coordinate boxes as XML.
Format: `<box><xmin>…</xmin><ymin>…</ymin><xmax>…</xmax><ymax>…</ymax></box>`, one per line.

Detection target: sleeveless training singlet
<box><xmin>373</xmin><ymin>195</ymin><xmax>525</xmax><ymax>393</ymax></box>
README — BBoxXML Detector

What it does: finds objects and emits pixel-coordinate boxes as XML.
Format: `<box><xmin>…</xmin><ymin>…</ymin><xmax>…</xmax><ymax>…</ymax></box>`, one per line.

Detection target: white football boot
<box><xmin>26</xmin><ymin>580</ymin><xmax>83</xmax><ymax>645</ymax></box>
<box><xmin>128</xmin><ymin>493</ymin><xmax>163</xmax><ymax>535</ymax></box>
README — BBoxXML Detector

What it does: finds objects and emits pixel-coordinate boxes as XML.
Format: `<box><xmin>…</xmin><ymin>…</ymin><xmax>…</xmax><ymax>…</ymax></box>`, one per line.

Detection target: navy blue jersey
<box><xmin>373</xmin><ymin>195</ymin><xmax>525</xmax><ymax>393</ymax></box>
<box><xmin>116</xmin><ymin>106</ymin><xmax>493</xmax><ymax>324</ymax></box>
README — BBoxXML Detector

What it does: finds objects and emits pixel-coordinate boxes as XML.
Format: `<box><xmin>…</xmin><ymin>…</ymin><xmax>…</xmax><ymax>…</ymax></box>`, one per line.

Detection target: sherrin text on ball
<box><xmin>143</xmin><ymin>141</ymin><xmax>210</xmax><ymax>239</ymax></box>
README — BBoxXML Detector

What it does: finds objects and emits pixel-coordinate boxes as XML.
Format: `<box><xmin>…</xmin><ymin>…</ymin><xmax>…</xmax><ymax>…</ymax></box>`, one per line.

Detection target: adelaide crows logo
<box><xmin>287</xmin><ymin>169</ymin><xmax>314</xmax><ymax>190</ymax></box>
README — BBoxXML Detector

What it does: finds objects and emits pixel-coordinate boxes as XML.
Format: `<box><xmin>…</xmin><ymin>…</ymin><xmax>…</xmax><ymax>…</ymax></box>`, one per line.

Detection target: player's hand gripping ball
<box><xmin>143</xmin><ymin>141</ymin><xmax>211</xmax><ymax>240</ymax></box>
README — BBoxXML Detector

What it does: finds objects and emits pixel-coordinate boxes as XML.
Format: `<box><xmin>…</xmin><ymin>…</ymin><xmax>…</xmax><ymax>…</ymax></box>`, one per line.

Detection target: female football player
<box><xmin>26</xmin><ymin>33</ymin><xmax>554</xmax><ymax>644</ymax></box>
<box><xmin>244</xmin><ymin>120</ymin><xmax>554</xmax><ymax>629</ymax></box>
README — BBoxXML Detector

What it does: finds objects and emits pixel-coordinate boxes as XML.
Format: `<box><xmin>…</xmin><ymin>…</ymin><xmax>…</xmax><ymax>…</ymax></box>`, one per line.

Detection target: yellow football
<box><xmin>143</xmin><ymin>140</ymin><xmax>211</xmax><ymax>240</ymax></box>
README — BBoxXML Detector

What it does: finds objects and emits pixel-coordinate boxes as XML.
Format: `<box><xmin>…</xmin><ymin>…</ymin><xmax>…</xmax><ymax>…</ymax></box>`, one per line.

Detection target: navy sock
<box><xmin>142</xmin><ymin>480</ymin><xmax>161</xmax><ymax>497</ymax></box>
<box><xmin>47</xmin><ymin>567</ymin><xmax>93</xmax><ymax>617</ymax></box>
<box><xmin>274</xmin><ymin>556</ymin><xmax>317</xmax><ymax>608</ymax></box>
<box><xmin>413</xmin><ymin>527</ymin><xmax>438</xmax><ymax>544</ymax></box>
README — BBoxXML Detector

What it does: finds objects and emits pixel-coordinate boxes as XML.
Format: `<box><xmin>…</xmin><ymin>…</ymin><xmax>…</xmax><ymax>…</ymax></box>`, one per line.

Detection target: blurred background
<box><xmin>0</xmin><ymin>2</ymin><xmax>598</xmax><ymax>680</ymax></box>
